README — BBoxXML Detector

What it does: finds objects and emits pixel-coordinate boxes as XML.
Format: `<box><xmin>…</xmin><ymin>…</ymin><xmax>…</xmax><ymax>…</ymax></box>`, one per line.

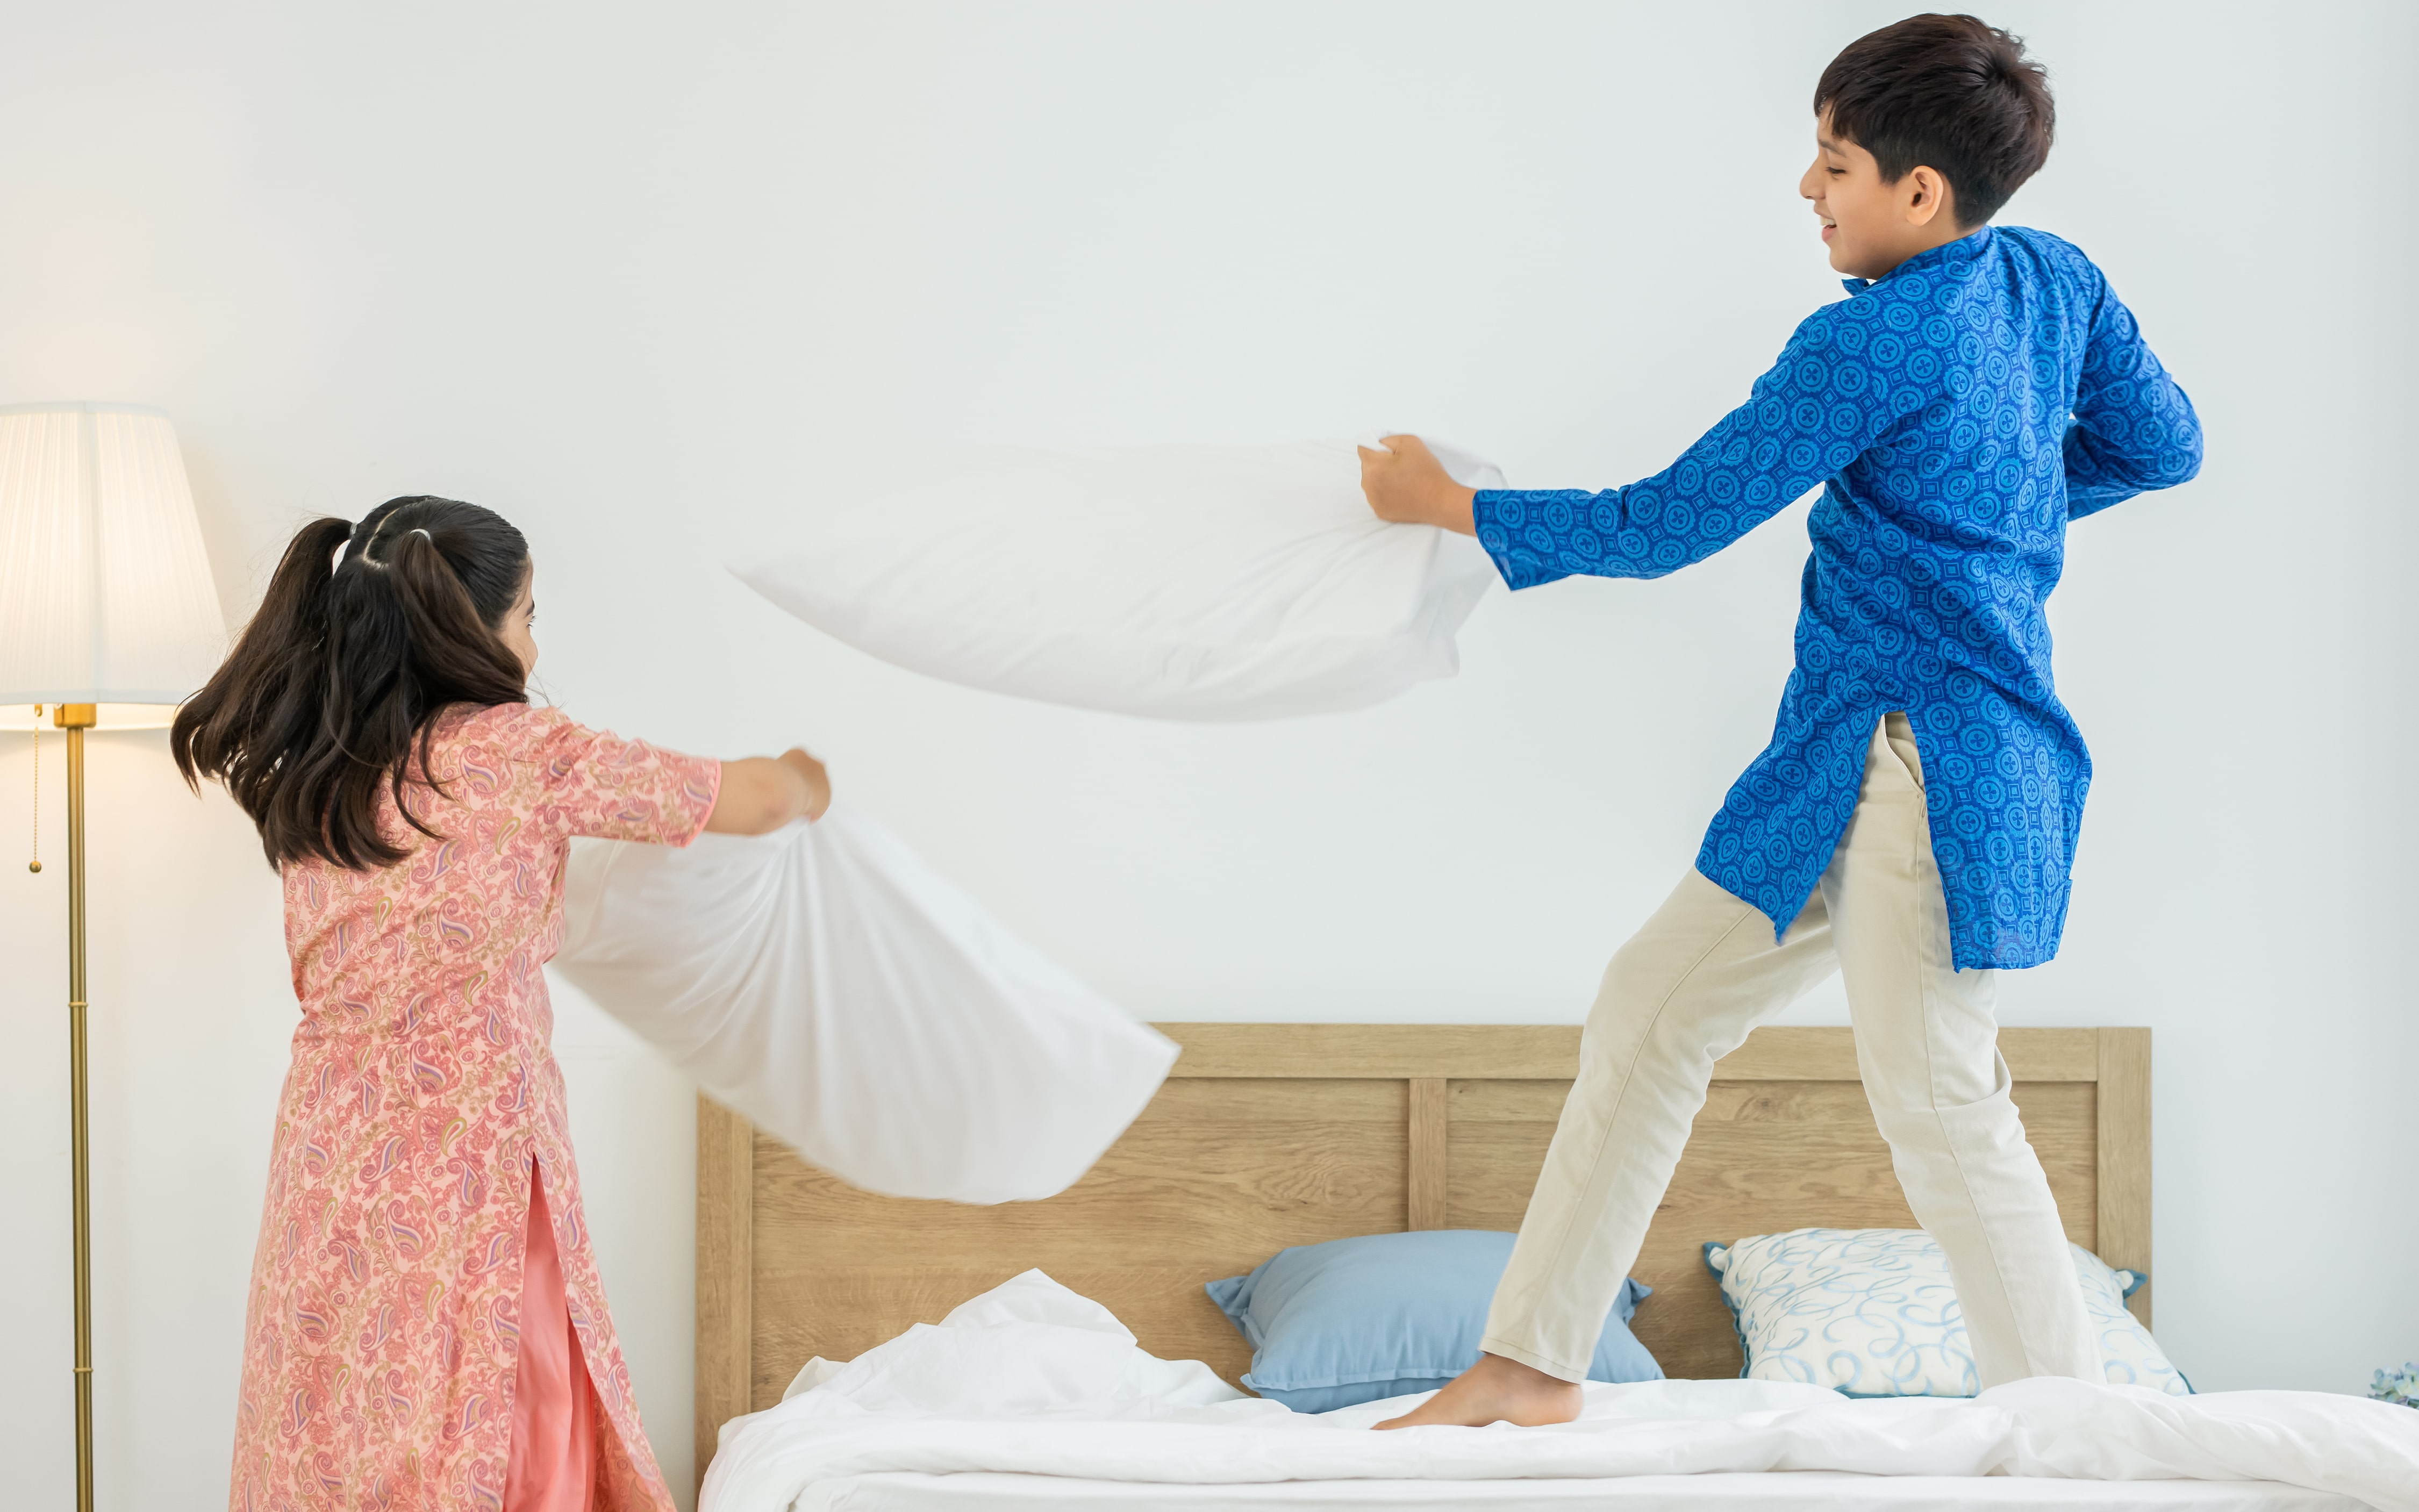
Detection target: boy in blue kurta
<box><xmin>1362</xmin><ymin>15</ymin><xmax>2201</xmax><ymax>1428</ymax></box>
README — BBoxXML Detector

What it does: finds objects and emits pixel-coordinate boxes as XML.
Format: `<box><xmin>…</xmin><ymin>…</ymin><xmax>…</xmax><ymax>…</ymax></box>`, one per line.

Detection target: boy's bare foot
<box><xmin>1372</xmin><ymin>1352</ymin><xmax>1583</xmax><ymax>1429</ymax></box>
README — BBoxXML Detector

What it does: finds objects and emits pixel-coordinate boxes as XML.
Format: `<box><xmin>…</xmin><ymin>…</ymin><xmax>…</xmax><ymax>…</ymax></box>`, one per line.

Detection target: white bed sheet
<box><xmin>810</xmin><ymin>1471</ymin><xmax>2371</xmax><ymax>1511</ymax></box>
<box><xmin>703</xmin><ymin>1273</ymin><xmax>2419</xmax><ymax>1512</ymax></box>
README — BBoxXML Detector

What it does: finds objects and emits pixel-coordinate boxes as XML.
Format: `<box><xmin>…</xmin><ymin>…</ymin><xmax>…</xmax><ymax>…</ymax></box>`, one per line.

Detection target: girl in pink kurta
<box><xmin>175</xmin><ymin>497</ymin><xmax>828</xmax><ymax>1510</ymax></box>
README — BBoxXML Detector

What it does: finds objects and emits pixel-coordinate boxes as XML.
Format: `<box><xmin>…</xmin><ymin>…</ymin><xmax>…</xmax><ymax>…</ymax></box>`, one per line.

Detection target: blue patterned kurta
<box><xmin>1476</xmin><ymin>226</ymin><xmax>2201</xmax><ymax>969</ymax></box>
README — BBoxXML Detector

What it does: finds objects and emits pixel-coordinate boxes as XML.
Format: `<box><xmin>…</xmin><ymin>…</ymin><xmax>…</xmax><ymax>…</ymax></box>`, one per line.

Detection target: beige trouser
<box><xmin>1481</xmin><ymin>712</ymin><xmax>2099</xmax><ymax>1388</ymax></box>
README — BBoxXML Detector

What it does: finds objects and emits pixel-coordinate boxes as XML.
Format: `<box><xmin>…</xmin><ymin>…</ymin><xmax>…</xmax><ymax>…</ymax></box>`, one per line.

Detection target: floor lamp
<box><xmin>0</xmin><ymin>402</ymin><xmax>225</xmax><ymax>1512</ymax></box>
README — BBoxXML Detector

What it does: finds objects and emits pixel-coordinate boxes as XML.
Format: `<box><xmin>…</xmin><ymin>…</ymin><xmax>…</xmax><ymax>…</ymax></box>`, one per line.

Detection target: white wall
<box><xmin>2</xmin><ymin>2</ymin><xmax>2411</xmax><ymax>1505</ymax></box>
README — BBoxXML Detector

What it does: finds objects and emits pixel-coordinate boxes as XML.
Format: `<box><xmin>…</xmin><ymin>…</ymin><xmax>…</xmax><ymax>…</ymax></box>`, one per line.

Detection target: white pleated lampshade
<box><xmin>0</xmin><ymin>402</ymin><xmax>226</xmax><ymax>730</ymax></box>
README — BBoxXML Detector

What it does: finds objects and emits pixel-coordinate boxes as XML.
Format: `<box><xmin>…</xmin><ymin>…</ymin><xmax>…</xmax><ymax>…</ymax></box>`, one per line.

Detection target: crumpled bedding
<box><xmin>700</xmin><ymin>1273</ymin><xmax>2419</xmax><ymax>1512</ymax></box>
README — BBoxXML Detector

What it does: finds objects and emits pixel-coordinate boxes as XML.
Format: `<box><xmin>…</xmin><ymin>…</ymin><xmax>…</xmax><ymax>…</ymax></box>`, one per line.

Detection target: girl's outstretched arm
<box><xmin>706</xmin><ymin>748</ymin><xmax>831</xmax><ymax>834</ymax></box>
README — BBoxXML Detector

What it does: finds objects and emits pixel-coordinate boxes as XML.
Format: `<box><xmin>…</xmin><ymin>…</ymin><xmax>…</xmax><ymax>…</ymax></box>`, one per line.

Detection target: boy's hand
<box><xmin>1358</xmin><ymin>434</ymin><xmax>1479</xmax><ymax>535</ymax></box>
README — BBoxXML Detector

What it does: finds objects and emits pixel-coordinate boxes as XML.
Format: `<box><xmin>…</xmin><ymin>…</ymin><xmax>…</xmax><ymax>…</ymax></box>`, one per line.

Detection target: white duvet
<box><xmin>700</xmin><ymin>1274</ymin><xmax>2419</xmax><ymax>1512</ymax></box>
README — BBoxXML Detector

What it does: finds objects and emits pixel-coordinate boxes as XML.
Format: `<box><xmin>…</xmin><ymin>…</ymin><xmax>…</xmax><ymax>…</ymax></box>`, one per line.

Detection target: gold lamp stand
<box><xmin>59</xmin><ymin>701</ymin><xmax>97</xmax><ymax>1512</ymax></box>
<box><xmin>1</xmin><ymin>402</ymin><xmax>225</xmax><ymax>1510</ymax></box>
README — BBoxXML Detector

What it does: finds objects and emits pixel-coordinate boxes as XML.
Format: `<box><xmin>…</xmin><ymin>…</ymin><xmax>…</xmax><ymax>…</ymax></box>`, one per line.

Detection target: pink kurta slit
<box><xmin>506</xmin><ymin>1164</ymin><xmax>599</xmax><ymax>1511</ymax></box>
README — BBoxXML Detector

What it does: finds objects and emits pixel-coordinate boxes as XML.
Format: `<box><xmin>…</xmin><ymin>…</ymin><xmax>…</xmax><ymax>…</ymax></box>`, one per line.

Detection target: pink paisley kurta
<box><xmin>230</xmin><ymin>703</ymin><xmax>719</xmax><ymax>1511</ymax></box>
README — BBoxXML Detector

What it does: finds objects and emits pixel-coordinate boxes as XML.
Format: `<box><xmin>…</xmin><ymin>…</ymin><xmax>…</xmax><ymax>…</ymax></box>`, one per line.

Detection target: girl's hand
<box><xmin>1358</xmin><ymin>434</ymin><xmax>1479</xmax><ymax>535</ymax></box>
<box><xmin>706</xmin><ymin>748</ymin><xmax>832</xmax><ymax>834</ymax></box>
<box><xmin>780</xmin><ymin>747</ymin><xmax>832</xmax><ymax>822</ymax></box>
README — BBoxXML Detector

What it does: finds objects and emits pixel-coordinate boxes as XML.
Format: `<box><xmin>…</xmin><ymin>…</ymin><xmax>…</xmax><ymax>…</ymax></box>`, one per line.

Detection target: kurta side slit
<box><xmin>506</xmin><ymin>1160</ymin><xmax>599</xmax><ymax>1511</ymax></box>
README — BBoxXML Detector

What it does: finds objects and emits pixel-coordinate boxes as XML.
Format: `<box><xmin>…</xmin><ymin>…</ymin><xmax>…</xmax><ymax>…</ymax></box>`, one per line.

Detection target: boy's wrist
<box><xmin>1438</xmin><ymin>485</ymin><xmax>1479</xmax><ymax>536</ymax></box>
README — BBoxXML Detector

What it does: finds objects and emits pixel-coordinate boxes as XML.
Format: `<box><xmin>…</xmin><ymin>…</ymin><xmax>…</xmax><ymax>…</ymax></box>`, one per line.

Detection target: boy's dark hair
<box><xmin>1815</xmin><ymin>13</ymin><xmax>2052</xmax><ymax>228</ymax></box>
<box><xmin>172</xmin><ymin>496</ymin><xmax>532</xmax><ymax>870</ymax></box>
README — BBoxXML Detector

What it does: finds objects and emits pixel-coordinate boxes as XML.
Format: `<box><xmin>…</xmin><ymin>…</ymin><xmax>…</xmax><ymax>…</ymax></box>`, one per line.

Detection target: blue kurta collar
<box><xmin>1842</xmin><ymin>225</ymin><xmax>1994</xmax><ymax>295</ymax></box>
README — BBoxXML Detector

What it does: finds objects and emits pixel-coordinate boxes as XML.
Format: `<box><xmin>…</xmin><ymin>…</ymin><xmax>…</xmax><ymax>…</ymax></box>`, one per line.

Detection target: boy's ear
<box><xmin>1904</xmin><ymin>165</ymin><xmax>1957</xmax><ymax>228</ymax></box>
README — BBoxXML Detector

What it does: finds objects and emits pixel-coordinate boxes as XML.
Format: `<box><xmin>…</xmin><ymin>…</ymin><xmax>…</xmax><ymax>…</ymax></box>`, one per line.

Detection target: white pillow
<box><xmin>730</xmin><ymin>438</ymin><xmax>1502</xmax><ymax>721</ymax></box>
<box><xmin>1704</xmin><ymin>1228</ymin><xmax>2191</xmax><ymax>1398</ymax></box>
<box><xmin>554</xmin><ymin>807</ymin><xmax>1176</xmax><ymax>1205</ymax></box>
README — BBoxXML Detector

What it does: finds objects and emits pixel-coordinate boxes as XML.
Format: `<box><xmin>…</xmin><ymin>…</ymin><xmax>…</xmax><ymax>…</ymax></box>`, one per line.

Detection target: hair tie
<box><xmin>347</xmin><ymin>522</ymin><xmax>433</xmax><ymax>570</ymax></box>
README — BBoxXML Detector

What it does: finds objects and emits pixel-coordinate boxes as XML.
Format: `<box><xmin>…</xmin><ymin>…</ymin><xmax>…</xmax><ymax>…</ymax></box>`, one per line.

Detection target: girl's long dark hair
<box><xmin>173</xmin><ymin>496</ymin><xmax>531</xmax><ymax>870</ymax></box>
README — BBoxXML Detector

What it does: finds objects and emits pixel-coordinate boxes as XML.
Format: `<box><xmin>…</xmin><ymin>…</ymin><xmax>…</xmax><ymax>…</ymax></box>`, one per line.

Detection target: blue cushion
<box><xmin>1206</xmin><ymin>1229</ymin><xmax>1659</xmax><ymax>1413</ymax></box>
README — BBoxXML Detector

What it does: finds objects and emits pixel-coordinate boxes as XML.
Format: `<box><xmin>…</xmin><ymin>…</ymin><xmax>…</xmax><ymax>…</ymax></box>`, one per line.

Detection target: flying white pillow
<box><xmin>730</xmin><ymin>438</ymin><xmax>1503</xmax><ymax>721</ymax></box>
<box><xmin>554</xmin><ymin>808</ymin><xmax>1176</xmax><ymax>1205</ymax></box>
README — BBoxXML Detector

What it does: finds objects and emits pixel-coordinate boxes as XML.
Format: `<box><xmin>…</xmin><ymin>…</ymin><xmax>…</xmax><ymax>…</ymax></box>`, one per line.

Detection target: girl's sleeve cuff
<box><xmin>674</xmin><ymin>756</ymin><xmax>722</xmax><ymax>848</ymax></box>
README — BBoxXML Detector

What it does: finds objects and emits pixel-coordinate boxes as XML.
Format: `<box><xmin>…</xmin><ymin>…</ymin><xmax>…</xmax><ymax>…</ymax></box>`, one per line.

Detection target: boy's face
<box><xmin>1800</xmin><ymin>112</ymin><xmax>1964</xmax><ymax>280</ymax></box>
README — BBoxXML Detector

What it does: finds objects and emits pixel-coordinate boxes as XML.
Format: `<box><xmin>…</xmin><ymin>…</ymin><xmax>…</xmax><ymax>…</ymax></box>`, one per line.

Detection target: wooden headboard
<box><xmin>695</xmin><ymin>1022</ymin><xmax>2149</xmax><ymax>1478</ymax></box>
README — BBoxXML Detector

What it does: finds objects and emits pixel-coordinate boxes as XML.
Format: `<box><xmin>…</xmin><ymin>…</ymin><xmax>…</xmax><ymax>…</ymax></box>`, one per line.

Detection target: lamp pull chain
<box><xmin>27</xmin><ymin>706</ymin><xmax>41</xmax><ymax>875</ymax></box>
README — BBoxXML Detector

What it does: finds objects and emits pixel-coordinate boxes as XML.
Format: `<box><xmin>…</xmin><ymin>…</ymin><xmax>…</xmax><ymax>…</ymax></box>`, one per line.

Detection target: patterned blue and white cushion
<box><xmin>1702</xmin><ymin>1227</ymin><xmax>2191</xmax><ymax>1398</ymax></box>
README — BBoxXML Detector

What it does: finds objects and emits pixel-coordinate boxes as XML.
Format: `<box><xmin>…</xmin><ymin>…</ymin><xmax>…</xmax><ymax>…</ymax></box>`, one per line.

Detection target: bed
<box><xmin>688</xmin><ymin>1024</ymin><xmax>2411</xmax><ymax>1510</ymax></box>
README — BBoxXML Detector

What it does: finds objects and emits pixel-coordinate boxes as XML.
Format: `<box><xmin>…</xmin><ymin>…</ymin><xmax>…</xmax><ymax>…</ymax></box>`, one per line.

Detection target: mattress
<box><xmin>703</xmin><ymin>1274</ymin><xmax>2419</xmax><ymax>1512</ymax></box>
<box><xmin>807</xmin><ymin>1471</ymin><xmax>2373</xmax><ymax>1510</ymax></box>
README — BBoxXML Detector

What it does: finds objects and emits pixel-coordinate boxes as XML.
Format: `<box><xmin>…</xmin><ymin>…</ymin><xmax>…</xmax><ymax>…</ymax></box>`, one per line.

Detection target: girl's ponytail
<box><xmin>173</xmin><ymin>496</ymin><xmax>531</xmax><ymax>870</ymax></box>
<box><xmin>172</xmin><ymin>516</ymin><xmax>352</xmax><ymax>849</ymax></box>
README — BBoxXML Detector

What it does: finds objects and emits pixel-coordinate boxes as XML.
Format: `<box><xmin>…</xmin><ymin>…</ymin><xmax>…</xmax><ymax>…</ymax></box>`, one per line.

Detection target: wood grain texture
<box><xmin>1161</xmin><ymin>1022</ymin><xmax>1581</xmax><ymax>1079</ymax></box>
<box><xmin>1441</xmin><ymin>1076</ymin><xmax>2096</xmax><ymax>1379</ymax></box>
<box><xmin>1160</xmin><ymin>1023</ymin><xmax>2102</xmax><ymax>1082</ymax></box>
<box><xmin>1408</xmin><ymin>1078</ymin><xmax>1449</xmax><ymax>1231</ymax></box>
<box><xmin>747</xmin><ymin>1076</ymin><xmax>1405</xmax><ymax>1401</ymax></box>
<box><xmin>694</xmin><ymin>1095</ymin><xmax>754</xmax><ymax>1495</ymax></box>
<box><xmin>2096</xmin><ymin>1027</ymin><xmax>2153</xmax><ymax>1326</ymax></box>
<box><xmin>702</xmin><ymin>1023</ymin><xmax>2146</xmax><ymax>1437</ymax></box>
<box><xmin>1711</xmin><ymin>1025</ymin><xmax>2103</xmax><ymax>1083</ymax></box>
